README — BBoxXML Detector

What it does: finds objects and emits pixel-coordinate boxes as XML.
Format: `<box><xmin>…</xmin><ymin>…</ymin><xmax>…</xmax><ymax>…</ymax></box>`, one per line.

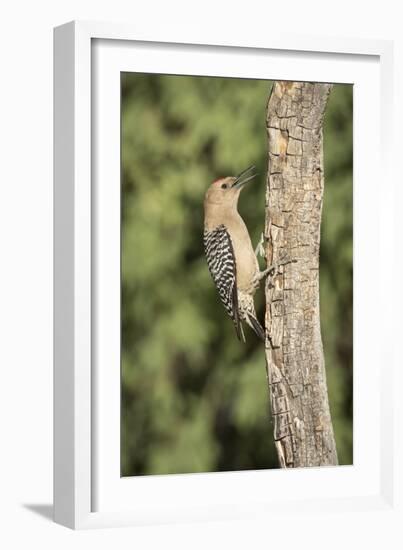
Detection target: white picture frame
<box><xmin>54</xmin><ymin>20</ymin><xmax>397</xmax><ymax>530</ymax></box>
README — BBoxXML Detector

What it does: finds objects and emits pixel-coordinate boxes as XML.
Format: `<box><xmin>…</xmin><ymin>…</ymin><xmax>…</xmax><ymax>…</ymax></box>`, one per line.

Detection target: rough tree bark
<box><xmin>264</xmin><ymin>81</ymin><xmax>338</xmax><ymax>468</ymax></box>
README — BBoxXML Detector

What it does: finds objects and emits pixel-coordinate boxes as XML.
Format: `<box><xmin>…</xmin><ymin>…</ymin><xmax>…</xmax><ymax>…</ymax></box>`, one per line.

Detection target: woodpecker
<box><xmin>203</xmin><ymin>165</ymin><xmax>271</xmax><ymax>342</ymax></box>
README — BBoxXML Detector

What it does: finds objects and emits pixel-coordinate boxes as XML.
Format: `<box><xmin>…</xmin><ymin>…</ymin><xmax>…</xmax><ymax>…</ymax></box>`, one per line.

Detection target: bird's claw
<box><xmin>255</xmin><ymin>233</ymin><xmax>266</xmax><ymax>259</ymax></box>
<box><xmin>259</xmin><ymin>257</ymin><xmax>297</xmax><ymax>280</ymax></box>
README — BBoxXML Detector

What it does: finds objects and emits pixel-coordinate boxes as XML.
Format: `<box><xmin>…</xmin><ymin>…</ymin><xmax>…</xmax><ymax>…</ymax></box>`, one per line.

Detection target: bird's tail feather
<box><xmin>247</xmin><ymin>315</ymin><xmax>265</xmax><ymax>342</ymax></box>
<box><xmin>239</xmin><ymin>323</ymin><xmax>246</xmax><ymax>342</ymax></box>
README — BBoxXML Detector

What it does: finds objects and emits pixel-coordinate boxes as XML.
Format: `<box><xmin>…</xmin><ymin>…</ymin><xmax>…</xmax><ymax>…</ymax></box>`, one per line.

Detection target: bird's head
<box><xmin>204</xmin><ymin>165</ymin><xmax>257</xmax><ymax>209</ymax></box>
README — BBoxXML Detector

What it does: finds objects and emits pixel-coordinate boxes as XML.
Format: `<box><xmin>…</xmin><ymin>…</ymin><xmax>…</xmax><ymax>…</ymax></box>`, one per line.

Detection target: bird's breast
<box><xmin>226</xmin><ymin>217</ymin><xmax>259</xmax><ymax>292</ymax></box>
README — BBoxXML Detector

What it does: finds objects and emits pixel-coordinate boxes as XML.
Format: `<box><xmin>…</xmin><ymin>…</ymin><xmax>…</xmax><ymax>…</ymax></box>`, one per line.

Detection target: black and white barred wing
<box><xmin>203</xmin><ymin>225</ymin><xmax>243</xmax><ymax>340</ymax></box>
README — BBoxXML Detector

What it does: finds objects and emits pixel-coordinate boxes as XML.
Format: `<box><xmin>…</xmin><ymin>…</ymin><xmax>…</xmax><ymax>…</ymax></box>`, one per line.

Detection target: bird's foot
<box><xmin>254</xmin><ymin>233</ymin><xmax>266</xmax><ymax>259</ymax></box>
<box><xmin>258</xmin><ymin>257</ymin><xmax>297</xmax><ymax>280</ymax></box>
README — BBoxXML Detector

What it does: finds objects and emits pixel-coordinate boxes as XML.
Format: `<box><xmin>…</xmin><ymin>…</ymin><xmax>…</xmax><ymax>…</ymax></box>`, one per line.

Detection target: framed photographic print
<box><xmin>54</xmin><ymin>21</ymin><xmax>397</xmax><ymax>530</ymax></box>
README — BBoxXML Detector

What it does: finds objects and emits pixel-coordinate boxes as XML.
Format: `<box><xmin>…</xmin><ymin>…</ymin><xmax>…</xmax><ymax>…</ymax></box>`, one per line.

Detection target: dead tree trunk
<box><xmin>264</xmin><ymin>81</ymin><xmax>338</xmax><ymax>468</ymax></box>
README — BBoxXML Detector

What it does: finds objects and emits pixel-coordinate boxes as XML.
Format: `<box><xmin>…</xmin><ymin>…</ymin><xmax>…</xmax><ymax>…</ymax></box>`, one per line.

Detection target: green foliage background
<box><xmin>121</xmin><ymin>74</ymin><xmax>353</xmax><ymax>476</ymax></box>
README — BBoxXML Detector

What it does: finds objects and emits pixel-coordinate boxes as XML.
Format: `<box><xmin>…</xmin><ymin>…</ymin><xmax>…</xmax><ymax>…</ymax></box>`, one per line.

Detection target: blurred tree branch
<box><xmin>264</xmin><ymin>81</ymin><xmax>338</xmax><ymax>468</ymax></box>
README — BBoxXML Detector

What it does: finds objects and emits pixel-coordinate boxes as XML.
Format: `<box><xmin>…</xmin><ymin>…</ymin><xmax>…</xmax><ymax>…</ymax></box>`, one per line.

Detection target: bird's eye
<box><xmin>221</xmin><ymin>183</ymin><xmax>228</xmax><ymax>189</ymax></box>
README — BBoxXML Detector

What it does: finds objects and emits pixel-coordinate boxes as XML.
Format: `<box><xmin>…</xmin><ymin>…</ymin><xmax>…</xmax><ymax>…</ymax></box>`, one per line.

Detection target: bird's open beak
<box><xmin>232</xmin><ymin>165</ymin><xmax>257</xmax><ymax>189</ymax></box>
